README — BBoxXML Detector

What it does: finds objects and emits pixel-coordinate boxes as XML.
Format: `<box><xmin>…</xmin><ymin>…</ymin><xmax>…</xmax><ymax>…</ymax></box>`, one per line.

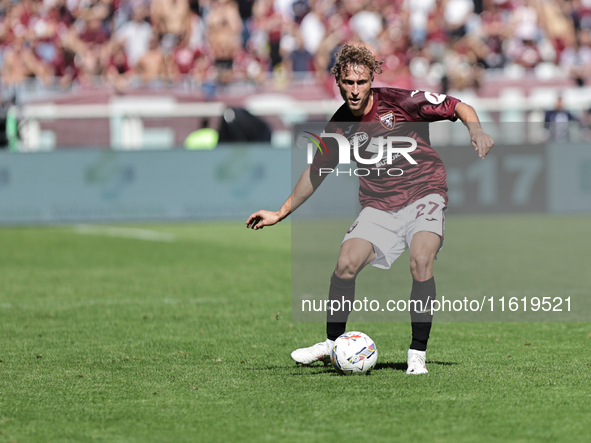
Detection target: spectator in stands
<box><xmin>475</xmin><ymin>0</ymin><xmax>508</xmax><ymax>69</ymax></box>
<box><xmin>205</xmin><ymin>0</ymin><xmax>243</xmax><ymax>84</ymax></box>
<box><xmin>313</xmin><ymin>10</ymin><xmax>347</xmax><ymax>81</ymax></box>
<box><xmin>234</xmin><ymin>0</ymin><xmax>255</xmax><ymax>48</ymax></box>
<box><xmin>510</xmin><ymin>0</ymin><xmax>540</xmax><ymax>43</ymax></box>
<box><xmin>374</xmin><ymin>27</ymin><xmax>412</xmax><ymax>86</ymax></box>
<box><xmin>114</xmin><ymin>4</ymin><xmax>152</xmax><ymax>67</ymax></box>
<box><xmin>282</xmin><ymin>30</ymin><xmax>314</xmax><ymax>74</ymax></box>
<box><xmin>75</xmin><ymin>16</ymin><xmax>111</xmax><ymax>85</ymax></box>
<box><xmin>171</xmin><ymin>34</ymin><xmax>200</xmax><ymax>80</ymax></box>
<box><xmin>51</xmin><ymin>40</ymin><xmax>79</xmax><ymax>88</ymax></box>
<box><xmin>186</xmin><ymin>3</ymin><xmax>205</xmax><ymax>52</ymax></box>
<box><xmin>510</xmin><ymin>37</ymin><xmax>543</xmax><ymax>68</ymax></box>
<box><xmin>74</xmin><ymin>0</ymin><xmax>114</xmax><ymax>30</ymax></box>
<box><xmin>134</xmin><ymin>33</ymin><xmax>170</xmax><ymax>85</ymax></box>
<box><xmin>79</xmin><ymin>17</ymin><xmax>109</xmax><ymax>45</ymax></box>
<box><xmin>105</xmin><ymin>42</ymin><xmax>132</xmax><ymax>91</ymax></box>
<box><xmin>273</xmin><ymin>0</ymin><xmax>298</xmax><ymax>23</ymax></box>
<box><xmin>150</xmin><ymin>0</ymin><xmax>191</xmax><ymax>52</ymax></box>
<box><xmin>504</xmin><ymin>0</ymin><xmax>544</xmax><ymax>69</ymax></box>
<box><xmin>3</xmin><ymin>0</ymin><xmax>591</xmax><ymax>95</ymax></box>
<box><xmin>537</xmin><ymin>0</ymin><xmax>575</xmax><ymax>58</ymax></box>
<box><xmin>406</xmin><ymin>0</ymin><xmax>435</xmax><ymax>46</ymax></box>
<box><xmin>573</xmin><ymin>0</ymin><xmax>591</xmax><ymax>30</ymax></box>
<box><xmin>560</xmin><ymin>28</ymin><xmax>591</xmax><ymax>86</ymax></box>
<box><xmin>0</xmin><ymin>37</ymin><xmax>51</xmax><ymax>86</ymax></box>
<box><xmin>299</xmin><ymin>0</ymin><xmax>325</xmax><ymax>56</ymax></box>
<box><xmin>249</xmin><ymin>0</ymin><xmax>283</xmax><ymax>69</ymax></box>
<box><xmin>28</xmin><ymin>1</ymin><xmax>61</xmax><ymax>69</ymax></box>
<box><xmin>112</xmin><ymin>0</ymin><xmax>152</xmax><ymax>30</ymax></box>
<box><xmin>444</xmin><ymin>0</ymin><xmax>475</xmax><ymax>40</ymax></box>
<box><xmin>544</xmin><ymin>96</ymin><xmax>580</xmax><ymax>141</ymax></box>
<box><xmin>349</xmin><ymin>1</ymin><xmax>382</xmax><ymax>48</ymax></box>
<box><xmin>425</xmin><ymin>0</ymin><xmax>449</xmax><ymax>52</ymax></box>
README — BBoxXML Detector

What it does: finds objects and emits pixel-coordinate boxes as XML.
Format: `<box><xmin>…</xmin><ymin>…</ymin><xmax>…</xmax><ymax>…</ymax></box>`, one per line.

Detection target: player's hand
<box><xmin>246</xmin><ymin>210</ymin><xmax>281</xmax><ymax>230</ymax></box>
<box><xmin>471</xmin><ymin>131</ymin><xmax>494</xmax><ymax>159</ymax></box>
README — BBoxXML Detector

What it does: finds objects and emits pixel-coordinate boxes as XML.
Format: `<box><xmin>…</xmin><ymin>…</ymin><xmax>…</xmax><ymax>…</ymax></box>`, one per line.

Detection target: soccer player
<box><xmin>246</xmin><ymin>45</ymin><xmax>494</xmax><ymax>374</ymax></box>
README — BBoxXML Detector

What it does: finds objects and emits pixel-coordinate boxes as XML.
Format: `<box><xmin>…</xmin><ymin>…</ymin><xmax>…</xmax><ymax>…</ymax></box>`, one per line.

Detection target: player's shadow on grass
<box><xmin>245</xmin><ymin>365</ymin><xmax>335</xmax><ymax>375</ymax></box>
<box><xmin>248</xmin><ymin>360</ymin><xmax>457</xmax><ymax>375</ymax></box>
<box><xmin>374</xmin><ymin>361</ymin><xmax>457</xmax><ymax>372</ymax></box>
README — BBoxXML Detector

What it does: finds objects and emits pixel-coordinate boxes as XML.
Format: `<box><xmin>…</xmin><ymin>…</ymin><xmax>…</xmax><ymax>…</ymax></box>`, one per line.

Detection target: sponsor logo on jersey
<box><xmin>348</xmin><ymin>132</ymin><xmax>369</xmax><ymax>149</ymax></box>
<box><xmin>424</xmin><ymin>91</ymin><xmax>446</xmax><ymax>105</ymax></box>
<box><xmin>410</xmin><ymin>89</ymin><xmax>419</xmax><ymax>97</ymax></box>
<box><xmin>375</xmin><ymin>153</ymin><xmax>401</xmax><ymax>168</ymax></box>
<box><xmin>379</xmin><ymin>111</ymin><xmax>395</xmax><ymax>130</ymax></box>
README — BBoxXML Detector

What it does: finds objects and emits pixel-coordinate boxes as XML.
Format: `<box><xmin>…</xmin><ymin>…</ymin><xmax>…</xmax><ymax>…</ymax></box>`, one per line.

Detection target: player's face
<box><xmin>337</xmin><ymin>65</ymin><xmax>373</xmax><ymax>117</ymax></box>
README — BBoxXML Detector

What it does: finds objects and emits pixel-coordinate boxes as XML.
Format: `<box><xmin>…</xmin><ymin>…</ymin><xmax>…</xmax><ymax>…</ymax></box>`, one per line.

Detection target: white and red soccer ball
<box><xmin>331</xmin><ymin>331</ymin><xmax>378</xmax><ymax>375</ymax></box>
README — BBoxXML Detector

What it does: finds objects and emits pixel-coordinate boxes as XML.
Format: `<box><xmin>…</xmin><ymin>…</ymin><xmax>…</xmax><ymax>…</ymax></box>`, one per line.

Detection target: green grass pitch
<box><xmin>1</xmin><ymin>215</ymin><xmax>590</xmax><ymax>442</ymax></box>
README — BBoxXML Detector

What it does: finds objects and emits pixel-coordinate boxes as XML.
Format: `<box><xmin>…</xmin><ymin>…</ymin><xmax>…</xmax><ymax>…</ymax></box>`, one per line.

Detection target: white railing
<box><xmin>10</xmin><ymin>84</ymin><xmax>591</xmax><ymax>151</ymax></box>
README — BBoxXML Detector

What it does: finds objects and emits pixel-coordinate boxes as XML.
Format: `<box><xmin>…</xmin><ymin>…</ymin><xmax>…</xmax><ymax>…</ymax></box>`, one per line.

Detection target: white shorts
<box><xmin>342</xmin><ymin>193</ymin><xmax>446</xmax><ymax>270</ymax></box>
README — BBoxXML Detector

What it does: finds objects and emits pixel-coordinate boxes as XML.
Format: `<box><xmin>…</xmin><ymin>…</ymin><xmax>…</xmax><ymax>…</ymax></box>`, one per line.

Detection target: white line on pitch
<box><xmin>0</xmin><ymin>298</ymin><xmax>225</xmax><ymax>310</ymax></box>
<box><xmin>73</xmin><ymin>224</ymin><xmax>176</xmax><ymax>242</ymax></box>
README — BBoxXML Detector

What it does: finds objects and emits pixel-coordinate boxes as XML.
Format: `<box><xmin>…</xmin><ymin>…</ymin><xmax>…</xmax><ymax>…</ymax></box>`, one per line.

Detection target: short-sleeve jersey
<box><xmin>310</xmin><ymin>87</ymin><xmax>460</xmax><ymax>211</ymax></box>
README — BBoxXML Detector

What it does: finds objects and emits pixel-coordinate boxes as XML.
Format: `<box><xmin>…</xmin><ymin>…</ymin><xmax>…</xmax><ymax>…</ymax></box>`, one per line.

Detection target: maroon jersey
<box><xmin>311</xmin><ymin>87</ymin><xmax>460</xmax><ymax>211</ymax></box>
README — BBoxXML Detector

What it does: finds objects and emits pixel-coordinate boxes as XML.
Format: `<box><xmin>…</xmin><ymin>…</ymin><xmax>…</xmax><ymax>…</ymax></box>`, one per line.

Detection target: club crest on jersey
<box><xmin>380</xmin><ymin>111</ymin><xmax>395</xmax><ymax>130</ymax></box>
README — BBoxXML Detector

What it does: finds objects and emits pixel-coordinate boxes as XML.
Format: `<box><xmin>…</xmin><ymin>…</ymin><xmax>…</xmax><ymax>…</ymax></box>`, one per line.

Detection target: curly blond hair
<box><xmin>331</xmin><ymin>44</ymin><xmax>384</xmax><ymax>81</ymax></box>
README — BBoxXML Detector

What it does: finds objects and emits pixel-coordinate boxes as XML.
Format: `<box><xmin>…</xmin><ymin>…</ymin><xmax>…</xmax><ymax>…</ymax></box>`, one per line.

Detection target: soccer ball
<box><xmin>331</xmin><ymin>331</ymin><xmax>378</xmax><ymax>375</ymax></box>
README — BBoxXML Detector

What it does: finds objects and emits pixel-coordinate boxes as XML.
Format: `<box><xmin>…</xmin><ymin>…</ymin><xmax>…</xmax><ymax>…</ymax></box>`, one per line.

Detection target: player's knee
<box><xmin>410</xmin><ymin>253</ymin><xmax>433</xmax><ymax>281</ymax></box>
<box><xmin>335</xmin><ymin>255</ymin><xmax>362</xmax><ymax>279</ymax></box>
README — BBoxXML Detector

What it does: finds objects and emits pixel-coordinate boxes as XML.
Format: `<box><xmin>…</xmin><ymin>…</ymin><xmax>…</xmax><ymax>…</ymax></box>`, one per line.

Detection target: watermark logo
<box><xmin>301</xmin><ymin>131</ymin><xmax>327</xmax><ymax>155</ymax></box>
<box><xmin>302</xmin><ymin>131</ymin><xmax>418</xmax><ymax>176</ymax></box>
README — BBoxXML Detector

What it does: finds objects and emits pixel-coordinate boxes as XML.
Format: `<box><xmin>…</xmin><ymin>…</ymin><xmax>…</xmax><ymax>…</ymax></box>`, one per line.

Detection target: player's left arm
<box><xmin>454</xmin><ymin>102</ymin><xmax>495</xmax><ymax>159</ymax></box>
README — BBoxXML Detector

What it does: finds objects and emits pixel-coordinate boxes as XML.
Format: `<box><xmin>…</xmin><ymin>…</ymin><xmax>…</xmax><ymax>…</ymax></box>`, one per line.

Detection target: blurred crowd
<box><xmin>1</xmin><ymin>0</ymin><xmax>590</xmax><ymax>94</ymax></box>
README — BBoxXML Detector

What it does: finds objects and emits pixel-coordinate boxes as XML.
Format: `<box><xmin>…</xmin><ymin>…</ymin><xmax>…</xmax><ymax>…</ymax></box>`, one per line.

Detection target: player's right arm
<box><xmin>246</xmin><ymin>166</ymin><xmax>326</xmax><ymax>230</ymax></box>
